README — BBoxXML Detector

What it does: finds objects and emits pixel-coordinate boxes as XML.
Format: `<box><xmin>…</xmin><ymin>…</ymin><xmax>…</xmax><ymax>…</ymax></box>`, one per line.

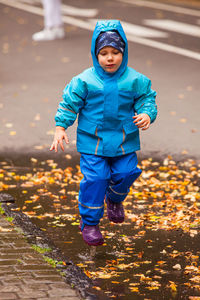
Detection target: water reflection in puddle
<box><xmin>0</xmin><ymin>155</ymin><xmax>200</xmax><ymax>299</ymax></box>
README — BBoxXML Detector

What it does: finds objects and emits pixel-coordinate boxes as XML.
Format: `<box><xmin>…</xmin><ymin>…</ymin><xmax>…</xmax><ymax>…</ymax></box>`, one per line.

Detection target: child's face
<box><xmin>97</xmin><ymin>46</ymin><xmax>123</xmax><ymax>73</ymax></box>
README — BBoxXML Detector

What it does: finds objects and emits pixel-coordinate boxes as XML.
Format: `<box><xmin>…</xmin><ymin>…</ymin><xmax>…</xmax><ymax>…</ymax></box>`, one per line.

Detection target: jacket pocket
<box><xmin>121</xmin><ymin>121</ymin><xmax>140</xmax><ymax>154</ymax></box>
<box><xmin>123</xmin><ymin>121</ymin><xmax>138</xmax><ymax>134</ymax></box>
<box><xmin>77</xmin><ymin>118</ymin><xmax>101</xmax><ymax>155</ymax></box>
<box><xmin>78</xmin><ymin>118</ymin><xmax>97</xmax><ymax>135</ymax></box>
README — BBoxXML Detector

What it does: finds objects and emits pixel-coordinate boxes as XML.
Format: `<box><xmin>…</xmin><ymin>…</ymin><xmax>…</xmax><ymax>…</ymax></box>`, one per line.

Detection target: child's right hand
<box><xmin>50</xmin><ymin>126</ymin><xmax>69</xmax><ymax>152</ymax></box>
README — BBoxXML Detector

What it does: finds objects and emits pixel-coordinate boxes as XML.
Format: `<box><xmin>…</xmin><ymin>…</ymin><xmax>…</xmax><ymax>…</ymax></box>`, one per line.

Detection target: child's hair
<box><xmin>95</xmin><ymin>30</ymin><xmax>125</xmax><ymax>56</ymax></box>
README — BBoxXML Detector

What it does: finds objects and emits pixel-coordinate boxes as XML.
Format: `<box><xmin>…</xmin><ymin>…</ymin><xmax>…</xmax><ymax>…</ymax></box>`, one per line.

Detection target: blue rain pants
<box><xmin>78</xmin><ymin>152</ymin><xmax>142</xmax><ymax>226</ymax></box>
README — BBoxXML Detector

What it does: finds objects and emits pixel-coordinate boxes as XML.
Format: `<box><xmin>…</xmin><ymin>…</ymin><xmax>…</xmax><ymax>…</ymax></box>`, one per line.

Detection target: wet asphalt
<box><xmin>0</xmin><ymin>0</ymin><xmax>200</xmax><ymax>161</ymax></box>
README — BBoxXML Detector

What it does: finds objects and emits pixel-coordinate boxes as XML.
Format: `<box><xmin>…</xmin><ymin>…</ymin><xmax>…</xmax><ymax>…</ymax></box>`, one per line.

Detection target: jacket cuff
<box><xmin>140</xmin><ymin>111</ymin><xmax>156</xmax><ymax>124</ymax></box>
<box><xmin>55</xmin><ymin>122</ymin><xmax>68</xmax><ymax>130</ymax></box>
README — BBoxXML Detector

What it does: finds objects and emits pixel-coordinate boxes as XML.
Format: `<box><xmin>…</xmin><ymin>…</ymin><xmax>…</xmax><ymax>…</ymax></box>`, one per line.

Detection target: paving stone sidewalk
<box><xmin>0</xmin><ymin>214</ymin><xmax>81</xmax><ymax>300</ymax></box>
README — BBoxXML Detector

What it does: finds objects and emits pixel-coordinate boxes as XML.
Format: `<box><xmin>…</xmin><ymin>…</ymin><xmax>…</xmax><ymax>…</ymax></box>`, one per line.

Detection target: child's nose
<box><xmin>107</xmin><ymin>54</ymin><xmax>113</xmax><ymax>60</ymax></box>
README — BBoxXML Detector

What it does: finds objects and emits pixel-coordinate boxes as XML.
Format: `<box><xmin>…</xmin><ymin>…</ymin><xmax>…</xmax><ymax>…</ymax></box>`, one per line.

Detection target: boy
<box><xmin>50</xmin><ymin>20</ymin><xmax>157</xmax><ymax>246</ymax></box>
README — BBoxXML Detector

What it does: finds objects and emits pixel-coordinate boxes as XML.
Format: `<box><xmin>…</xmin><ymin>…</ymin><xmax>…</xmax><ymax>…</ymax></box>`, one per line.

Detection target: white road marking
<box><xmin>126</xmin><ymin>33</ymin><xmax>200</xmax><ymax>61</ymax></box>
<box><xmin>0</xmin><ymin>0</ymin><xmax>200</xmax><ymax>61</ymax></box>
<box><xmin>144</xmin><ymin>19</ymin><xmax>200</xmax><ymax>38</ymax></box>
<box><xmin>0</xmin><ymin>0</ymin><xmax>45</xmax><ymax>15</ymax></box>
<box><xmin>0</xmin><ymin>0</ymin><xmax>94</xmax><ymax>30</ymax></box>
<box><xmin>61</xmin><ymin>4</ymin><xmax>98</xmax><ymax>18</ymax></box>
<box><xmin>19</xmin><ymin>0</ymin><xmax>40</xmax><ymax>4</ymax></box>
<box><xmin>89</xmin><ymin>19</ymin><xmax>168</xmax><ymax>38</ymax></box>
<box><xmin>15</xmin><ymin>0</ymin><xmax>98</xmax><ymax>17</ymax></box>
<box><xmin>62</xmin><ymin>15</ymin><xmax>93</xmax><ymax>31</ymax></box>
<box><xmin>118</xmin><ymin>0</ymin><xmax>200</xmax><ymax>17</ymax></box>
<box><xmin>18</xmin><ymin>0</ymin><xmax>42</xmax><ymax>5</ymax></box>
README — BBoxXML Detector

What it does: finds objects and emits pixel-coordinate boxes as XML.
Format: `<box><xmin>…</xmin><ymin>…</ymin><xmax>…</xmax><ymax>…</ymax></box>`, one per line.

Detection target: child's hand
<box><xmin>133</xmin><ymin>113</ymin><xmax>151</xmax><ymax>130</ymax></box>
<box><xmin>50</xmin><ymin>126</ymin><xmax>69</xmax><ymax>152</ymax></box>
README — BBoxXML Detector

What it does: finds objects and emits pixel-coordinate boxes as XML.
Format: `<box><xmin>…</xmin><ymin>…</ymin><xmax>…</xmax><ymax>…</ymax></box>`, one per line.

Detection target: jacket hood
<box><xmin>91</xmin><ymin>20</ymin><xmax>128</xmax><ymax>80</ymax></box>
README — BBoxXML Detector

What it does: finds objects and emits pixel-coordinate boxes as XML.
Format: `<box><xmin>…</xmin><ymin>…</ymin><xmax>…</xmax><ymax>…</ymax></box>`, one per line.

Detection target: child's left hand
<box><xmin>133</xmin><ymin>113</ymin><xmax>151</xmax><ymax>130</ymax></box>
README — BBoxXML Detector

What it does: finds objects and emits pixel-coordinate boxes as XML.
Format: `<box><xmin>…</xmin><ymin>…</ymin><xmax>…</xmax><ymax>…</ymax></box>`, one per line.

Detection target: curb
<box><xmin>0</xmin><ymin>193</ymin><xmax>108</xmax><ymax>300</ymax></box>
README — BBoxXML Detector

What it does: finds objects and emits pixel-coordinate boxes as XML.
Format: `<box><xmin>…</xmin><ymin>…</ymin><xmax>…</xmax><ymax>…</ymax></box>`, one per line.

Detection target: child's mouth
<box><xmin>106</xmin><ymin>64</ymin><xmax>115</xmax><ymax>68</ymax></box>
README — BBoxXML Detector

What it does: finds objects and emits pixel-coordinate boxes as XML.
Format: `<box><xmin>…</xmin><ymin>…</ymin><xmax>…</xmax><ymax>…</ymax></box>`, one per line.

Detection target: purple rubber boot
<box><xmin>106</xmin><ymin>197</ymin><xmax>125</xmax><ymax>223</ymax></box>
<box><xmin>79</xmin><ymin>220</ymin><xmax>104</xmax><ymax>246</ymax></box>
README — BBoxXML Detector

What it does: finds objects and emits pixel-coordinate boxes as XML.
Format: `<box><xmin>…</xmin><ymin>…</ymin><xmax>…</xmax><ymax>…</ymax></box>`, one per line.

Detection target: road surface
<box><xmin>0</xmin><ymin>0</ymin><xmax>200</xmax><ymax>161</ymax></box>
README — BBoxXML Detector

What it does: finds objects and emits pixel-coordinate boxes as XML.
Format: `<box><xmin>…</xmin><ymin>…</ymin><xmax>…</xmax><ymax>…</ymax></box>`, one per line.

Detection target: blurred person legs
<box><xmin>32</xmin><ymin>0</ymin><xmax>65</xmax><ymax>41</ymax></box>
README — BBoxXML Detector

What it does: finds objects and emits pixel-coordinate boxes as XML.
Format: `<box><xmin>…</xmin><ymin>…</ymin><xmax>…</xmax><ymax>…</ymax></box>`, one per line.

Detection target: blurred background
<box><xmin>0</xmin><ymin>0</ymin><xmax>200</xmax><ymax>161</ymax></box>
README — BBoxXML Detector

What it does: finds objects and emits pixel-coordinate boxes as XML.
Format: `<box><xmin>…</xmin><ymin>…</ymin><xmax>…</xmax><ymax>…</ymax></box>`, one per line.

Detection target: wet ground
<box><xmin>0</xmin><ymin>154</ymin><xmax>200</xmax><ymax>300</ymax></box>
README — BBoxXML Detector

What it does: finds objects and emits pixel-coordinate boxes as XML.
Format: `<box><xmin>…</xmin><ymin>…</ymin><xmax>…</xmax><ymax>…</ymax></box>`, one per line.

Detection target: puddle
<box><xmin>0</xmin><ymin>154</ymin><xmax>200</xmax><ymax>299</ymax></box>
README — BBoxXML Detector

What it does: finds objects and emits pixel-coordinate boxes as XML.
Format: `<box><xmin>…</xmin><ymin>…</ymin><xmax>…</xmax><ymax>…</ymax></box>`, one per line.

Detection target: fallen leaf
<box><xmin>0</xmin><ymin>226</ymin><xmax>12</xmax><ymax>232</ymax></box>
<box><xmin>173</xmin><ymin>264</ymin><xmax>181</xmax><ymax>270</ymax></box>
<box><xmin>61</xmin><ymin>57</ymin><xmax>70</xmax><ymax>63</ymax></box>
<box><xmin>34</xmin><ymin>113</ymin><xmax>40</xmax><ymax>121</ymax></box>
<box><xmin>178</xmin><ymin>94</ymin><xmax>185</xmax><ymax>99</ymax></box>
<box><xmin>5</xmin><ymin>123</ymin><xmax>13</xmax><ymax>128</ymax></box>
<box><xmin>9</xmin><ymin>131</ymin><xmax>16</xmax><ymax>136</ymax></box>
<box><xmin>170</xmin><ymin>111</ymin><xmax>176</xmax><ymax>116</ymax></box>
<box><xmin>179</xmin><ymin>118</ymin><xmax>187</xmax><ymax>123</ymax></box>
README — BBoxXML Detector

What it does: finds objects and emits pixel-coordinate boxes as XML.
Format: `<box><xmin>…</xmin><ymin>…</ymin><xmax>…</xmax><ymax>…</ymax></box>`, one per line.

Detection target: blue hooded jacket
<box><xmin>55</xmin><ymin>20</ymin><xmax>157</xmax><ymax>157</ymax></box>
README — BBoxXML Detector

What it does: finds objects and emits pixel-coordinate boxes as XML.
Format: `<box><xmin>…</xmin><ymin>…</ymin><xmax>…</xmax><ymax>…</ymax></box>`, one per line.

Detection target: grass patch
<box><xmin>6</xmin><ymin>216</ymin><xmax>14</xmax><ymax>222</ymax></box>
<box><xmin>31</xmin><ymin>244</ymin><xmax>52</xmax><ymax>254</ymax></box>
<box><xmin>0</xmin><ymin>204</ymin><xmax>5</xmax><ymax>215</ymax></box>
<box><xmin>17</xmin><ymin>259</ymin><xmax>23</xmax><ymax>264</ymax></box>
<box><xmin>43</xmin><ymin>256</ymin><xmax>64</xmax><ymax>268</ymax></box>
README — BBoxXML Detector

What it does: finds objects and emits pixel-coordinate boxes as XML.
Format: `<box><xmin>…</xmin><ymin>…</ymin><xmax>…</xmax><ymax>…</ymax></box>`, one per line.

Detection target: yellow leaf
<box><xmin>117</xmin><ymin>263</ymin><xmax>132</xmax><ymax>270</ymax></box>
<box><xmin>123</xmin><ymin>279</ymin><xmax>130</xmax><ymax>282</ymax></box>
<box><xmin>98</xmin><ymin>273</ymin><xmax>112</xmax><ymax>279</ymax></box>
<box><xmin>146</xmin><ymin>286</ymin><xmax>159</xmax><ymax>290</ymax></box>
<box><xmin>30</xmin><ymin>158</ymin><xmax>38</xmax><ymax>163</ymax></box>
<box><xmin>179</xmin><ymin>118</ymin><xmax>187</xmax><ymax>123</ymax></box>
<box><xmin>9</xmin><ymin>131</ymin><xmax>16</xmax><ymax>136</ymax></box>
<box><xmin>93</xmin><ymin>286</ymin><xmax>101</xmax><ymax>291</ymax></box>
<box><xmin>71</xmin><ymin>222</ymin><xmax>80</xmax><ymax>226</ymax></box>
<box><xmin>129</xmin><ymin>287</ymin><xmax>139</xmax><ymax>292</ymax></box>
<box><xmin>169</xmin><ymin>281</ymin><xmax>177</xmax><ymax>292</ymax></box>
<box><xmin>157</xmin><ymin>261</ymin><xmax>166</xmax><ymax>265</ymax></box>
